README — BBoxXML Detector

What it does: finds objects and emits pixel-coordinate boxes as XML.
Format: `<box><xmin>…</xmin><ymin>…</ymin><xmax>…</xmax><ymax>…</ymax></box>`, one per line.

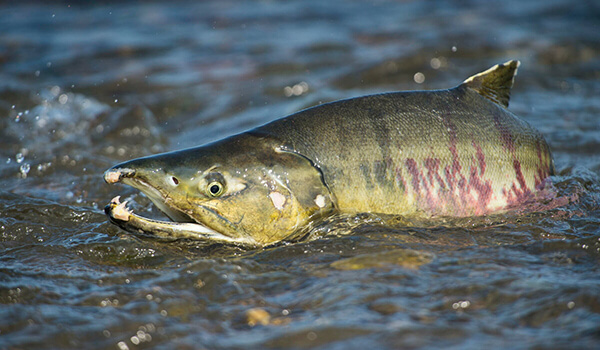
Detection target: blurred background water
<box><xmin>1</xmin><ymin>0</ymin><xmax>599</xmax><ymax>349</ymax></box>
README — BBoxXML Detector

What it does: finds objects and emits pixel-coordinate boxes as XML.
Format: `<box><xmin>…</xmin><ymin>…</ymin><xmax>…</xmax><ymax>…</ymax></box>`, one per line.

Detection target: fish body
<box><xmin>104</xmin><ymin>61</ymin><xmax>554</xmax><ymax>246</ymax></box>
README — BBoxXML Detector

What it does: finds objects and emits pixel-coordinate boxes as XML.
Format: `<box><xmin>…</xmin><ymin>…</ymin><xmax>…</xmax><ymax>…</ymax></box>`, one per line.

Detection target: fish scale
<box><xmin>264</xmin><ymin>83</ymin><xmax>552</xmax><ymax>217</ymax></box>
<box><xmin>104</xmin><ymin>60</ymin><xmax>555</xmax><ymax>245</ymax></box>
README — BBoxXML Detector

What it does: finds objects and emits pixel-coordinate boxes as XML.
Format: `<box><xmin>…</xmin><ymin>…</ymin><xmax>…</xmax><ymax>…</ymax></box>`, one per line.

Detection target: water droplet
<box><xmin>413</xmin><ymin>72</ymin><xmax>425</xmax><ymax>84</ymax></box>
<box><xmin>20</xmin><ymin>163</ymin><xmax>31</xmax><ymax>177</ymax></box>
<box><xmin>59</xmin><ymin>94</ymin><xmax>68</xmax><ymax>104</ymax></box>
<box><xmin>50</xmin><ymin>85</ymin><xmax>60</xmax><ymax>96</ymax></box>
<box><xmin>452</xmin><ymin>46</ymin><xmax>458</xmax><ymax>52</ymax></box>
<box><xmin>15</xmin><ymin>153</ymin><xmax>24</xmax><ymax>163</ymax></box>
<box><xmin>130</xmin><ymin>336</ymin><xmax>140</xmax><ymax>345</ymax></box>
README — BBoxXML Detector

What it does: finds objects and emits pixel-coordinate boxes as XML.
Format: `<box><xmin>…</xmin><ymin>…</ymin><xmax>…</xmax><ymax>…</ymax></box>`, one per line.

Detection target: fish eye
<box><xmin>171</xmin><ymin>176</ymin><xmax>179</xmax><ymax>185</ymax></box>
<box><xmin>207</xmin><ymin>181</ymin><xmax>224</xmax><ymax>197</ymax></box>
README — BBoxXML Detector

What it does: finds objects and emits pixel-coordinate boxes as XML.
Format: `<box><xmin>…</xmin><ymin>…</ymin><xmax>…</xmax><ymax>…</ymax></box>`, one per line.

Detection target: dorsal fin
<box><xmin>461</xmin><ymin>60</ymin><xmax>520</xmax><ymax>108</ymax></box>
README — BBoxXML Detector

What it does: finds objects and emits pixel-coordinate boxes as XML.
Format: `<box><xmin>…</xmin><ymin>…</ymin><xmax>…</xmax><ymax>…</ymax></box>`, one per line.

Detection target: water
<box><xmin>1</xmin><ymin>0</ymin><xmax>599</xmax><ymax>349</ymax></box>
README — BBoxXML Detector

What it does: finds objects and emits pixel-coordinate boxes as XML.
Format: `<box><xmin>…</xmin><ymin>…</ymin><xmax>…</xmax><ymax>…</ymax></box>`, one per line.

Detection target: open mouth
<box><xmin>104</xmin><ymin>168</ymin><xmax>256</xmax><ymax>245</ymax></box>
<box><xmin>105</xmin><ymin>195</ymin><xmax>220</xmax><ymax>236</ymax></box>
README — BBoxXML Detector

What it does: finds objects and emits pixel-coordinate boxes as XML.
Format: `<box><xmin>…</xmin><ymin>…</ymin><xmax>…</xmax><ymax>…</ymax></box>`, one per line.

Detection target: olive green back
<box><xmin>254</xmin><ymin>86</ymin><xmax>553</xmax><ymax>217</ymax></box>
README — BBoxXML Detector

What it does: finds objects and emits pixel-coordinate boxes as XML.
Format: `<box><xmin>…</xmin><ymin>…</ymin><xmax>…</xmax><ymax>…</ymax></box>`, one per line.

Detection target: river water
<box><xmin>1</xmin><ymin>0</ymin><xmax>599</xmax><ymax>349</ymax></box>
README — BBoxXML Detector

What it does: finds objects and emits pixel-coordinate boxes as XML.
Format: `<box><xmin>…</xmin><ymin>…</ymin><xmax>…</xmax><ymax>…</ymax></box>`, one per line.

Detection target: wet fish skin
<box><xmin>263</xmin><ymin>79</ymin><xmax>553</xmax><ymax>217</ymax></box>
<box><xmin>104</xmin><ymin>60</ymin><xmax>554</xmax><ymax>245</ymax></box>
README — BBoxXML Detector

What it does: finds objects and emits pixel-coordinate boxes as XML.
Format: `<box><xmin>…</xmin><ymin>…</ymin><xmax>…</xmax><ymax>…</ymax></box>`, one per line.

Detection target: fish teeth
<box><xmin>110</xmin><ymin>195</ymin><xmax>132</xmax><ymax>221</ymax></box>
<box><xmin>110</xmin><ymin>195</ymin><xmax>121</xmax><ymax>205</ymax></box>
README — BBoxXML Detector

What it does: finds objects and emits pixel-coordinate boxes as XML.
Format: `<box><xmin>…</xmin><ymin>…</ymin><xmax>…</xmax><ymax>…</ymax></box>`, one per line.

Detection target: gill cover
<box><xmin>222</xmin><ymin>145</ymin><xmax>337</xmax><ymax>244</ymax></box>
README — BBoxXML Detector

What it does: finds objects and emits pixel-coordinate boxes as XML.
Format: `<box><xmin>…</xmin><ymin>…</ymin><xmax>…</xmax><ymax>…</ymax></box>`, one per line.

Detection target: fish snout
<box><xmin>104</xmin><ymin>168</ymin><xmax>136</xmax><ymax>184</ymax></box>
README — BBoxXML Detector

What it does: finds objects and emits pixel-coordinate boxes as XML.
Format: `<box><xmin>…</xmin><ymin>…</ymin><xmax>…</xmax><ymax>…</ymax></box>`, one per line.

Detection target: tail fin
<box><xmin>461</xmin><ymin>60</ymin><xmax>520</xmax><ymax>108</ymax></box>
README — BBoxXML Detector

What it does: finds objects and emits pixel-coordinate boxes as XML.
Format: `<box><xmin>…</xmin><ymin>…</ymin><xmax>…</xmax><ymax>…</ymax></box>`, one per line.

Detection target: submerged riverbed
<box><xmin>1</xmin><ymin>0</ymin><xmax>599</xmax><ymax>349</ymax></box>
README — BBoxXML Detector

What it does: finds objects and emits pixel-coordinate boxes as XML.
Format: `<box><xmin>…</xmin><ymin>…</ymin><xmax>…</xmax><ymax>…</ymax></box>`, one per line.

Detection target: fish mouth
<box><xmin>103</xmin><ymin>168</ymin><xmax>256</xmax><ymax>245</ymax></box>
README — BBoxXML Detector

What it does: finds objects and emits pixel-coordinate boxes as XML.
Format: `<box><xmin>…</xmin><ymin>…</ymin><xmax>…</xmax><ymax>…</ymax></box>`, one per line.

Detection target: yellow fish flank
<box><xmin>104</xmin><ymin>61</ymin><xmax>554</xmax><ymax>246</ymax></box>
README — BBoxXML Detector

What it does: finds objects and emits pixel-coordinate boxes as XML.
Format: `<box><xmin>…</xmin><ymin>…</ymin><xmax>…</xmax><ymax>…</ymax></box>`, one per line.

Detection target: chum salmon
<box><xmin>104</xmin><ymin>60</ymin><xmax>554</xmax><ymax>246</ymax></box>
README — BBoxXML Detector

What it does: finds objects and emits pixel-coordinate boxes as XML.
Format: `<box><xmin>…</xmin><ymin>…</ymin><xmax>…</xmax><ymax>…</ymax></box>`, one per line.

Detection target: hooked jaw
<box><xmin>103</xmin><ymin>167</ymin><xmax>258</xmax><ymax>246</ymax></box>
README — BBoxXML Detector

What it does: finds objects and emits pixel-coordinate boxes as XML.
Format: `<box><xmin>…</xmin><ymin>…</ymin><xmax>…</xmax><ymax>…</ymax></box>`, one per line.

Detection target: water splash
<box><xmin>19</xmin><ymin>163</ymin><xmax>31</xmax><ymax>178</ymax></box>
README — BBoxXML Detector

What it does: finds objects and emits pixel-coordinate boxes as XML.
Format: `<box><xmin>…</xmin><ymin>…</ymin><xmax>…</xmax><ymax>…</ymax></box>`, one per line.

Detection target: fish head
<box><xmin>104</xmin><ymin>134</ymin><xmax>335</xmax><ymax>245</ymax></box>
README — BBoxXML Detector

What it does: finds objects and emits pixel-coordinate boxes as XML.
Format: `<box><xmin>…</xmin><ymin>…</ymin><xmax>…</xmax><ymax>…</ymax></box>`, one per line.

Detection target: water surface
<box><xmin>1</xmin><ymin>0</ymin><xmax>599</xmax><ymax>349</ymax></box>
